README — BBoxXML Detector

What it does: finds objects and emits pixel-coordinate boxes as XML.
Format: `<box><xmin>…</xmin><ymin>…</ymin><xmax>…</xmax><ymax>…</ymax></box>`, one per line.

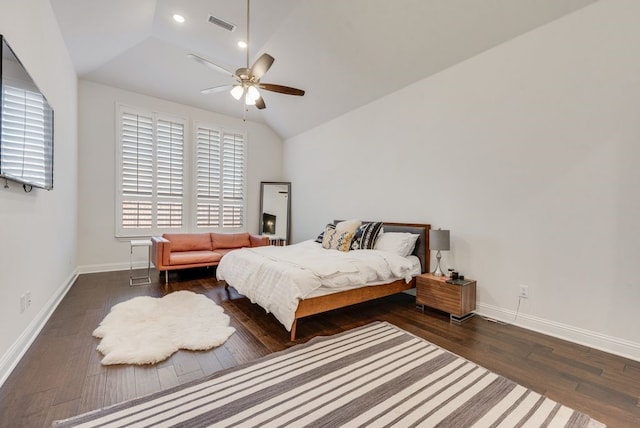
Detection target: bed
<box><xmin>217</xmin><ymin>222</ymin><xmax>430</xmax><ymax>340</ymax></box>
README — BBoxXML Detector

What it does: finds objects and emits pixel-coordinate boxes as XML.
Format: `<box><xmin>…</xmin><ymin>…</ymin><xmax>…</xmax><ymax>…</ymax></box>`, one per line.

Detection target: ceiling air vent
<box><xmin>207</xmin><ymin>14</ymin><xmax>236</xmax><ymax>32</ymax></box>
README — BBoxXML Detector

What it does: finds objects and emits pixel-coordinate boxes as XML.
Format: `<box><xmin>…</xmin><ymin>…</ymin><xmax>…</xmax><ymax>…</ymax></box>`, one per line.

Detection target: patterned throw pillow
<box><xmin>315</xmin><ymin>223</ymin><xmax>335</xmax><ymax>243</ymax></box>
<box><xmin>322</xmin><ymin>227</ymin><xmax>354</xmax><ymax>252</ymax></box>
<box><xmin>351</xmin><ymin>221</ymin><xmax>384</xmax><ymax>250</ymax></box>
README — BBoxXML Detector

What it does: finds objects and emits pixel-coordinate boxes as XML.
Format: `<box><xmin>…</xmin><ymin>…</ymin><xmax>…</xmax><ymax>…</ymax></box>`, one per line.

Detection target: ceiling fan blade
<box><xmin>187</xmin><ymin>54</ymin><xmax>237</xmax><ymax>78</ymax></box>
<box><xmin>200</xmin><ymin>85</ymin><xmax>233</xmax><ymax>95</ymax></box>
<box><xmin>255</xmin><ymin>96</ymin><xmax>266</xmax><ymax>110</ymax></box>
<box><xmin>251</xmin><ymin>53</ymin><xmax>275</xmax><ymax>80</ymax></box>
<box><xmin>258</xmin><ymin>83</ymin><xmax>305</xmax><ymax>96</ymax></box>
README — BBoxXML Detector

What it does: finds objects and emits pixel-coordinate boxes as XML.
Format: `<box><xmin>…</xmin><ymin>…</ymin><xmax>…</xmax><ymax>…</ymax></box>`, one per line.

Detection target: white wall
<box><xmin>0</xmin><ymin>0</ymin><xmax>78</xmax><ymax>382</ymax></box>
<box><xmin>284</xmin><ymin>0</ymin><xmax>640</xmax><ymax>359</ymax></box>
<box><xmin>77</xmin><ymin>80</ymin><xmax>284</xmax><ymax>271</ymax></box>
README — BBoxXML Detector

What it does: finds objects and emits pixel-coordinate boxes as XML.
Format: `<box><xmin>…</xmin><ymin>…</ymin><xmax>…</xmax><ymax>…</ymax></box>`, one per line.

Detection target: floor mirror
<box><xmin>259</xmin><ymin>182</ymin><xmax>291</xmax><ymax>245</ymax></box>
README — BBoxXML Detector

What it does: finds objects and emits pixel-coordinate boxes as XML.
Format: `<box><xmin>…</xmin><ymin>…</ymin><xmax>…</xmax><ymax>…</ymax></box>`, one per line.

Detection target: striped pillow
<box><xmin>322</xmin><ymin>228</ymin><xmax>354</xmax><ymax>252</ymax></box>
<box><xmin>351</xmin><ymin>221</ymin><xmax>383</xmax><ymax>250</ymax></box>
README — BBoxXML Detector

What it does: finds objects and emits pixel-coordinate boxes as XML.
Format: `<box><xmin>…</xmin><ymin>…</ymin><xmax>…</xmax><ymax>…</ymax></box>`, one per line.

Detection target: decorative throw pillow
<box><xmin>315</xmin><ymin>223</ymin><xmax>335</xmax><ymax>243</ymax></box>
<box><xmin>335</xmin><ymin>219</ymin><xmax>361</xmax><ymax>234</ymax></box>
<box><xmin>322</xmin><ymin>227</ymin><xmax>354</xmax><ymax>252</ymax></box>
<box><xmin>351</xmin><ymin>221</ymin><xmax>384</xmax><ymax>250</ymax></box>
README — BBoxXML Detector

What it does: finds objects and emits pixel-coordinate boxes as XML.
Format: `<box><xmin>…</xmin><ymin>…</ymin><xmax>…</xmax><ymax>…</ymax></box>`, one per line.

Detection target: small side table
<box><xmin>130</xmin><ymin>239</ymin><xmax>152</xmax><ymax>286</ymax></box>
<box><xmin>416</xmin><ymin>273</ymin><xmax>476</xmax><ymax>323</ymax></box>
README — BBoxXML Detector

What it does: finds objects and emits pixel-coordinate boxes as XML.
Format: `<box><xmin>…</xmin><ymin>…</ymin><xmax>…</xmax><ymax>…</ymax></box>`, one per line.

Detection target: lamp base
<box><xmin>431</xmin><ymin>265</ymin><xmax>445</xmax><ymax>276</ymax></box>
<box><xmin>431</xmin><ymin>250</ymin><xmax>445</xmax><ymax>276</ymax></box>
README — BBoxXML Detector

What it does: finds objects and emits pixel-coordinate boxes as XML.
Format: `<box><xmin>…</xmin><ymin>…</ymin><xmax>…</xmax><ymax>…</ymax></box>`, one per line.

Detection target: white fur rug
<box><xmin>93</xmin><ymin>291</ymin><xmax>235</xmax><ymax>365</ymax></box>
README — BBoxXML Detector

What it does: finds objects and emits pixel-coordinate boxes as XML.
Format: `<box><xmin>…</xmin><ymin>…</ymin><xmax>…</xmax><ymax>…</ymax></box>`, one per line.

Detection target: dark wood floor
<box><xmin>1</xmin><ymin>268</ymin><xmax>639</xmax><ymax>427</ymax></box>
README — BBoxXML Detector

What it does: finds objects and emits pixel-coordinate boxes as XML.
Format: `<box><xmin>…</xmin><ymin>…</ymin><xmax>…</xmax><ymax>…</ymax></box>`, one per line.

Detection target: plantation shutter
<box><xmin>222</xmin><ymin>132</ymin><xmax>244</xmax><ymax>228</ymax></box>
<box><xmin>117</xmin><ymin>107</ymin><xmax>245</xmax><ymax>237</ymax></box>
<box><xmin>156</xmin><ymin>119</ymin><xmax>184</xmax><ymax>228</ymax></box>
<box><xmin>195</xmin><ymin>127</ymin><xmax>221</xmax><ymax>227</ymax></box>
<box><xmin>0</xmin><ymin>82</ymin><xmax>53</xmax><ymax>188</ymax></box>
<box><xmin>195</xmin><ymin>125</ymin><xmax>245</xmax><ymax>229</ymax></box>
<box><xmin>117</xmin><ymin>107</ymin><xmax>185</xmax><ymax>236</ymax></box>
<box><xmin>120</xmin><ymin>112</ymin><xmax>153</xmax><ymax>229</ymax></box>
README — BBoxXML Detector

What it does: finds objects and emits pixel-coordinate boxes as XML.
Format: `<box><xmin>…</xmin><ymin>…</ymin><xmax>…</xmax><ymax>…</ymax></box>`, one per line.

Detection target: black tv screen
<box><xmin>0</xmin><ymin>35</ymin><xmax>54</xmax><ymax>190</ymax></box>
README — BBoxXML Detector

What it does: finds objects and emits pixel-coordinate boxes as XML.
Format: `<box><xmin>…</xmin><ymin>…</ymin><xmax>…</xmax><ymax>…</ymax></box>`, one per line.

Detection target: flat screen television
<box><xmin>0</xmin><ymin>35</ymin><xmax>54</xmax><ymax>190</ymax></box>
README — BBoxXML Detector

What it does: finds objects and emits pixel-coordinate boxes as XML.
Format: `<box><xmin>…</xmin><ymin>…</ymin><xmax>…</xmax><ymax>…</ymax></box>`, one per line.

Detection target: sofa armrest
<box><xmin>250</xmin><ymin>234</ymin><xmax>270</xmax><ymax>247</ymax></box>
<box><xmin>151</xmin><ymin>236</ymin><xmax>171</xmax><ymax>270</ymax></box>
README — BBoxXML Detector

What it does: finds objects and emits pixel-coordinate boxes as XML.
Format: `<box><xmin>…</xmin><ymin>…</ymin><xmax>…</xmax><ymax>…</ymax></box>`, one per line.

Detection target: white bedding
<box><xmin>307</xmin><ymin>256</ymin><xmax>421</xmax><ymax>298</ymax></box>
<box><xmin>216</xmin><ymin>240</ymin><xmax>420</xmax><ymax>331</ymax></box>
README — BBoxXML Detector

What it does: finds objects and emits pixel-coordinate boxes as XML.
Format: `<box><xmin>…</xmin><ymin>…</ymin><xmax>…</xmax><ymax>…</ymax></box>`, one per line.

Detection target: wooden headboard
<box><xmin>333</xmin><ymin>221</ymin><xmax>431</xmax><ymax>274</ymax></box>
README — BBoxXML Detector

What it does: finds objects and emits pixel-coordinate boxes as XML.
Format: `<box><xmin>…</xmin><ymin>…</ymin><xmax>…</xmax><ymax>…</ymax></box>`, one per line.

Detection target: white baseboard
<box><xmin>77</xmin><ymin>262</ymin><xmax>146</xmax><ymax>274</ymax></box>
<box><xmin>0</xmin><ymin>269</ymin><xmax>79</xmax><ymax>389</ymax></box>
<box><xmin>476</xmin><ymin>302</ymin><xmax>640</xmax><ymax>362</ymax></box>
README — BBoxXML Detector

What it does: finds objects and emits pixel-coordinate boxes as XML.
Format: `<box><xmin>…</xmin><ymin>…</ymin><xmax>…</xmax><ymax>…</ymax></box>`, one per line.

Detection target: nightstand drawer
<box><xmin>416</xmin><ymin>274</ymin><xmax>476</xmax><ymax>319</ymax></box>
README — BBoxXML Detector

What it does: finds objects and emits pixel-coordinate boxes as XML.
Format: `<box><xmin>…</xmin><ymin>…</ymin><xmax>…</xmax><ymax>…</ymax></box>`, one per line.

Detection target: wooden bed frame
<box><xmin>225</xmin><ymin>221</ymin><xmax>431</xmax><ymax>341</ymax></box>
<box><xmin>288</xmin><ymin>222</ymin><xmax>431</xmax><ymax>340</ymax></box>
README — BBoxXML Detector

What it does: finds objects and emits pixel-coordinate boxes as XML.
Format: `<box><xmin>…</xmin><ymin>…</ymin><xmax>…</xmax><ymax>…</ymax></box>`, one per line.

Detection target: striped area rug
<box><xmin>54</xmin><ymin>322</ymin><xmax>604</xmax><ymax>427</ymax></box>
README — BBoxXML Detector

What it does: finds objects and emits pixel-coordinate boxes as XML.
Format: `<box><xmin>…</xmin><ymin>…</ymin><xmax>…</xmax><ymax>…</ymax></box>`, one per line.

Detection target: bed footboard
<box><xmin>290</xmin><ymin>278</ymin><xmax>415</xmax><ymax>340</ymax></box>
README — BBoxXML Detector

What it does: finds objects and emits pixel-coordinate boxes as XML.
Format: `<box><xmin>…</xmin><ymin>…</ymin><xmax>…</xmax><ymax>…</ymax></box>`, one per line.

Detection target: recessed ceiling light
<box><xmin>173</xmin><ymin>14</ymin><xmax>185</xmax><ymax>23</ymax></box>
<box><xmin>237</xmin><ymin>41</ymin><xmax>247</xmax><ymax>49</ymax></box>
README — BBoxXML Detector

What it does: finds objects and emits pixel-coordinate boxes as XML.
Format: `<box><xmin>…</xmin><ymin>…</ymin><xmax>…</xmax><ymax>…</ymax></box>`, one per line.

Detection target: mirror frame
<box><xmin>259</xmin><ymin>181</ymin><xmax>291</xmax><ymax>244</ymax></box>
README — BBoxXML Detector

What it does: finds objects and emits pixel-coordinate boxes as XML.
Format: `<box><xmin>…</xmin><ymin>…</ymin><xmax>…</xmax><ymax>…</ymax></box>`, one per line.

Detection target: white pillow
<box><xmin>374</xmin><ymin>232</ymin><xmax>420</xmax><ymax>257</ymax></box>
<box><xmin>335</xmin><ymin>219</ymin><xmax>361</xmax><ymax>234</ymax></box>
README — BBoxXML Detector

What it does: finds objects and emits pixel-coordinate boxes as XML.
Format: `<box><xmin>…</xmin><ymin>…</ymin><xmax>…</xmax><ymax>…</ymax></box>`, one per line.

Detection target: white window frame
<box><xmin>193</xmin><ymin>121</ymin><xmax>247</xmax><ymax>232</ymax></box>
<box><xmin>115</xmin><ymin>104</ymin><xmax>188</xmax><ymax>238</ymax></box>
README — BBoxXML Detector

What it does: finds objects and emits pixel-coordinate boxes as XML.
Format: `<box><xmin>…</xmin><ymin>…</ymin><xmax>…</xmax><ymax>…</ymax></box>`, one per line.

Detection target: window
<box><xmin>116</xmin><ymin>106</ymin><xmax>185</xmax><ymax>237</ymax></box>
<box><xmin>116</xmin><ymin>106</ymin><xmax>246</xmax><ymax>237</ymax></box>
<box><xmin>195</xmin><ymin>124</ymin><xmax>246</xmax><ymax>230</ymax></box>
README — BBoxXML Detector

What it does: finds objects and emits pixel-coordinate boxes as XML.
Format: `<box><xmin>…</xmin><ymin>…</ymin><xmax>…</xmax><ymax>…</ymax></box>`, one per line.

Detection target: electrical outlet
<box><xmin>20</xmin><ymin>295</ymin><xmax>26</xmax><ymax>313</ymax></box>
<box><xmin>26</xmin><ymin>291</ymin><xmax>32</xmax><ymax>308</ymax></box>
<box><xmin>519</xmin><ymin>285</ymin><xmax>529</xmax><ymax>299</ymax></box>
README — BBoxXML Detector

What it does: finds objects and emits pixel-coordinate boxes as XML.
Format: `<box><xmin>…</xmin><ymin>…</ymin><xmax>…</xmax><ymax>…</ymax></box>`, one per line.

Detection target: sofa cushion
<box><xmin>163</xmin><ymin>233</ymin><xmax>212</xmax><ymax>252</ymax></box>
<box><xmin>169</xmin><ymin>251</ymin><xmax>222</xmax><ymax>266</ymax></box>
<box><xmin>211</xmin><ymin>233</ymin><xmax>251</xmax><ymax>250</ymax></box>
<box><xmin>214</xmin><ymin>248</ymin><xmax>243</xmax><ymax>258</ymax></box>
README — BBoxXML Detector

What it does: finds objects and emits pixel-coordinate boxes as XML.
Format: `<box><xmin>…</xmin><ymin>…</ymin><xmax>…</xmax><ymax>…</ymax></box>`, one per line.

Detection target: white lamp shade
<box><xmin>230</xmin><ymin>85</ymin><xmax>244</xmax><ymax>100</ymax></box>
<box><xmin>246</xmin><ymin>85</ymin><xmax>260</xmax><ymax>103</ymax></box>
<box><xmin>429</xmin><ymin>229</ymin><xmax>450</xmax><ymax>251</ymax></box>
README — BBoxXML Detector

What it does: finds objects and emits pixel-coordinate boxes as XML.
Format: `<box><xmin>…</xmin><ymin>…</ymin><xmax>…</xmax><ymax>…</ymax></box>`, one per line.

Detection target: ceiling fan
<box><xmin>188</xmin><ymin>0</ymin><xmax>305</xmax><ymax>110</ymax></box>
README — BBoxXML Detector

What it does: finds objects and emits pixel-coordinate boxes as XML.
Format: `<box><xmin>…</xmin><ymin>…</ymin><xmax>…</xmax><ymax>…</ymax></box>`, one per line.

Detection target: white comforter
<box><xmin>216</xmin><ymin>240</ymin><xmax>417</xmax><ymax>331</ymax></box>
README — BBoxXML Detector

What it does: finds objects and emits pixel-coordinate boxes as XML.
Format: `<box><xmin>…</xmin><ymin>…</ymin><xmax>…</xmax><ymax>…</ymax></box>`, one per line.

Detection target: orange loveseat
<box><xmin>151</xmin><ymin>232</ymin><xmax>269</xmax><ymax>284</ymax></box>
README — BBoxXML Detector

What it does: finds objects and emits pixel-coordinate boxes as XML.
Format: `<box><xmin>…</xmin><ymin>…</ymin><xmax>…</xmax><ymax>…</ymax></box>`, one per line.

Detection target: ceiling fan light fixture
<box><xmin>230</xmin><ymin>85</ymin><xmax>244</xmax><ymax>100</ymax></box>
<box><xmin>190</xmin><ymin>0</ymin><xmax>305</xmax><ymax>111</ymax></box>
<box><xmin>245</xmin><ymin>93</ymin><xmax>256</xmax><ymax>106</ymax></box>
<box><xmin>246</xmin><ymin>85</ymin><xmax>260</xmax><ymax>104</ymax></box>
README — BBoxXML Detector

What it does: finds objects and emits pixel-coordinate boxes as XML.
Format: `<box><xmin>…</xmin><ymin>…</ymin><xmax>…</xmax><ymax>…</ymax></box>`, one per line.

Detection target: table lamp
<box><xmin>429</xmin><ymin>229</ymin><xmax>450</xmax><ymax>276</ymax></box>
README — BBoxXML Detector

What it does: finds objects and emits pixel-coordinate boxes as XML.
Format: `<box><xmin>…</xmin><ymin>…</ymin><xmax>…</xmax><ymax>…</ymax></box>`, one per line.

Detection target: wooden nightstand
<box><xmin>416</xmin><ymin>273</ymin><xmax>476</xmax><ymax>323</ymax></box>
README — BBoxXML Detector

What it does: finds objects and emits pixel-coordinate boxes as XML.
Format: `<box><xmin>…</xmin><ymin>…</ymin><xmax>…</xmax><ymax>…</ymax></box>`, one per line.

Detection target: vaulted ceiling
<box><xmin>50</xmin><ymin>0</ymin><xmax>598</xmax><ymax>139</ymax></box>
